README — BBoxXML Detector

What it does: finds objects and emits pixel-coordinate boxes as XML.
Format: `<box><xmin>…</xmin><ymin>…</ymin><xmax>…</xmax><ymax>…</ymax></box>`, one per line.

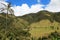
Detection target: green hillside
<box><xmin>0</xmin><ymin>10</ymin><xmax>60</xmax><ymax>40</ymax></box>
<box><xmin>0</xmin><ymin>13</ymin><xmax>30</xmax><ymax>40</ymax></box>
<box><xmin>20</xmin><ymin>10</ymin><xmax>60</xmax><ymax>37</ymax></box>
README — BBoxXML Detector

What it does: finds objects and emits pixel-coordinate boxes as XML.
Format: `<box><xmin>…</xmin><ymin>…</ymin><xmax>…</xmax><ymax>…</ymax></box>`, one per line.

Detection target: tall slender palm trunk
<box><xmin>5</xmin><ymin>8</ymin><xmax>8</xmax><ymax>35</ymax></box>
<box><xmin>6</xmin><ymin>9</ymin><xmax>8</xmax><ymax>27</ymax></box>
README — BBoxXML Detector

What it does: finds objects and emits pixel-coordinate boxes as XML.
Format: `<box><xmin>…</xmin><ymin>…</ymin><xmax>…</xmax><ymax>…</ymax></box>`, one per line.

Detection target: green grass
<box><xmin>29</xmin><ymin>20</ymin><xmax>60</xmax><ymax>37</ymax></box>
<box><xmin>0</xmin><ymin>10</ymin><xmax>60</xmax><ymax>40</ymax></box>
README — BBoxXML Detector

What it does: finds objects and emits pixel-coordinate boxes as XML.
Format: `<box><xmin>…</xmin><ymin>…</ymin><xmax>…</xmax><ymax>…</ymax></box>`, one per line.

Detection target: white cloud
<box><xmin>30</xmin><ymin>4</ymin><xmax>43</xmax><ymax>13</ymax></box>
<box><xmin>12</xmin><ymin>0</ymin><xmax>60</xmax><ymax>16</ymax></box>
<box><xmin>45</xmin><ymin>0</ymin><xmax>60</xmax><ymax>12</ymax></box>
<box><xmin>0</xmin><ymin>1</ymin><xmax>7</xmax><ymax>8</ymax></box>
<box><xmin>12</xmin><ymin>4</ymin><xmax>30</xmax><ymax>16</ymax></box>
<box><xmin>0</xmin><ymin>1</ymin><xmax>44</xmax><ymax>16</ymax></box>
<box><xmin>0</xmin><ymin>1</ymin><xmax>8</xmax><ymax>13</ymax></box>
<box><xmin>12</xmin><ymin>4</ymin><xmax>44</xmax><ymax>16</ymax></box>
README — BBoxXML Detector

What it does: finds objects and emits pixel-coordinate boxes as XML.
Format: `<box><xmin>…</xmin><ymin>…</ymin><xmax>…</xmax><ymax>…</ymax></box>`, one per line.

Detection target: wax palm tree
<box><xmin>0</xmin><ymin>3</ymin><xmax>14</xmax><ymax>15</ymax></box>
<box><xmin>0</xmin><ymin>3</ymin><xmax>14</xmax><ymax>29</ymax></box>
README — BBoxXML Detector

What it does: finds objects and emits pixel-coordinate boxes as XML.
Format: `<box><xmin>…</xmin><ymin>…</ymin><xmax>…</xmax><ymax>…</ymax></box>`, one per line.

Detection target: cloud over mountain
<box><xmin>12</xmin><ymin>4</ymin><xmax>44</xmax><ymax>16</ymax></box>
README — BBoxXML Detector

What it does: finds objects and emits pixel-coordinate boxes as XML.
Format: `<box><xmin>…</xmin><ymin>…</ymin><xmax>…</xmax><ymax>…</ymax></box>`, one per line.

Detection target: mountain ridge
<box><xmin>0</xmin><ymin>10</ymin><xmax>60</xmax><ymax>37</ymax></box>
<box><xmin>18</xmin><ymin>10</ymin><xmax>60</xmax><ymax>24</ymax></box>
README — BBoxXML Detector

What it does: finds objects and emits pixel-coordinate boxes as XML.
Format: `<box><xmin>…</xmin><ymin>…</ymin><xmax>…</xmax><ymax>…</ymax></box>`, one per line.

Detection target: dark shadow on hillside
<box><xmin>18</xmin><ymin>10</ymin><xmax>60</xmax><ymax>25</ymax></box>
<box><xmin>0</xmin><ymin>13</ymin><xmax>14</xmax><ymax>30</ymax></box>
<box><xmin>0</xmin><ymin>11</ymin><xmax>60</xmax><ymax>26</ymax></box>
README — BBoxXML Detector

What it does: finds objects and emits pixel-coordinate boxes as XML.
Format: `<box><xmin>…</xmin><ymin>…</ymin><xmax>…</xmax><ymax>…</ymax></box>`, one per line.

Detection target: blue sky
<box><xmin>5</xmin><ymin>0</ymin><xmax>51</xmax><ymax>7</ymax></box>
<box><xmin>0</xmin><ymin>0</ymin><xmax>60</xmax><ymax>16</ymax></box>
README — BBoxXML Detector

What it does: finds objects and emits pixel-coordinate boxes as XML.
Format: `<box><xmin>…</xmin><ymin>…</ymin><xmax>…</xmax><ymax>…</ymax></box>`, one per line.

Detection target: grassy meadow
<box><xmin>0</xmin><ymin>10</ymin><xmax>60</xmax><ymax>40</ymax></box>
<box><xmin>30</xmin><ymin>20</ymin><xmax>60</xmax><ymax>37</ymax></box>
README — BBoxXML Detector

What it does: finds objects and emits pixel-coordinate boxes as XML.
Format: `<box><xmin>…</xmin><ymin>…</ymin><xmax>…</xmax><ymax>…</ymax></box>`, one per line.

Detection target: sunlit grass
<box><xmin>30</xmin><ymin>20</ymin><xmax>60</xmax><ymax>37</ymax></box>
